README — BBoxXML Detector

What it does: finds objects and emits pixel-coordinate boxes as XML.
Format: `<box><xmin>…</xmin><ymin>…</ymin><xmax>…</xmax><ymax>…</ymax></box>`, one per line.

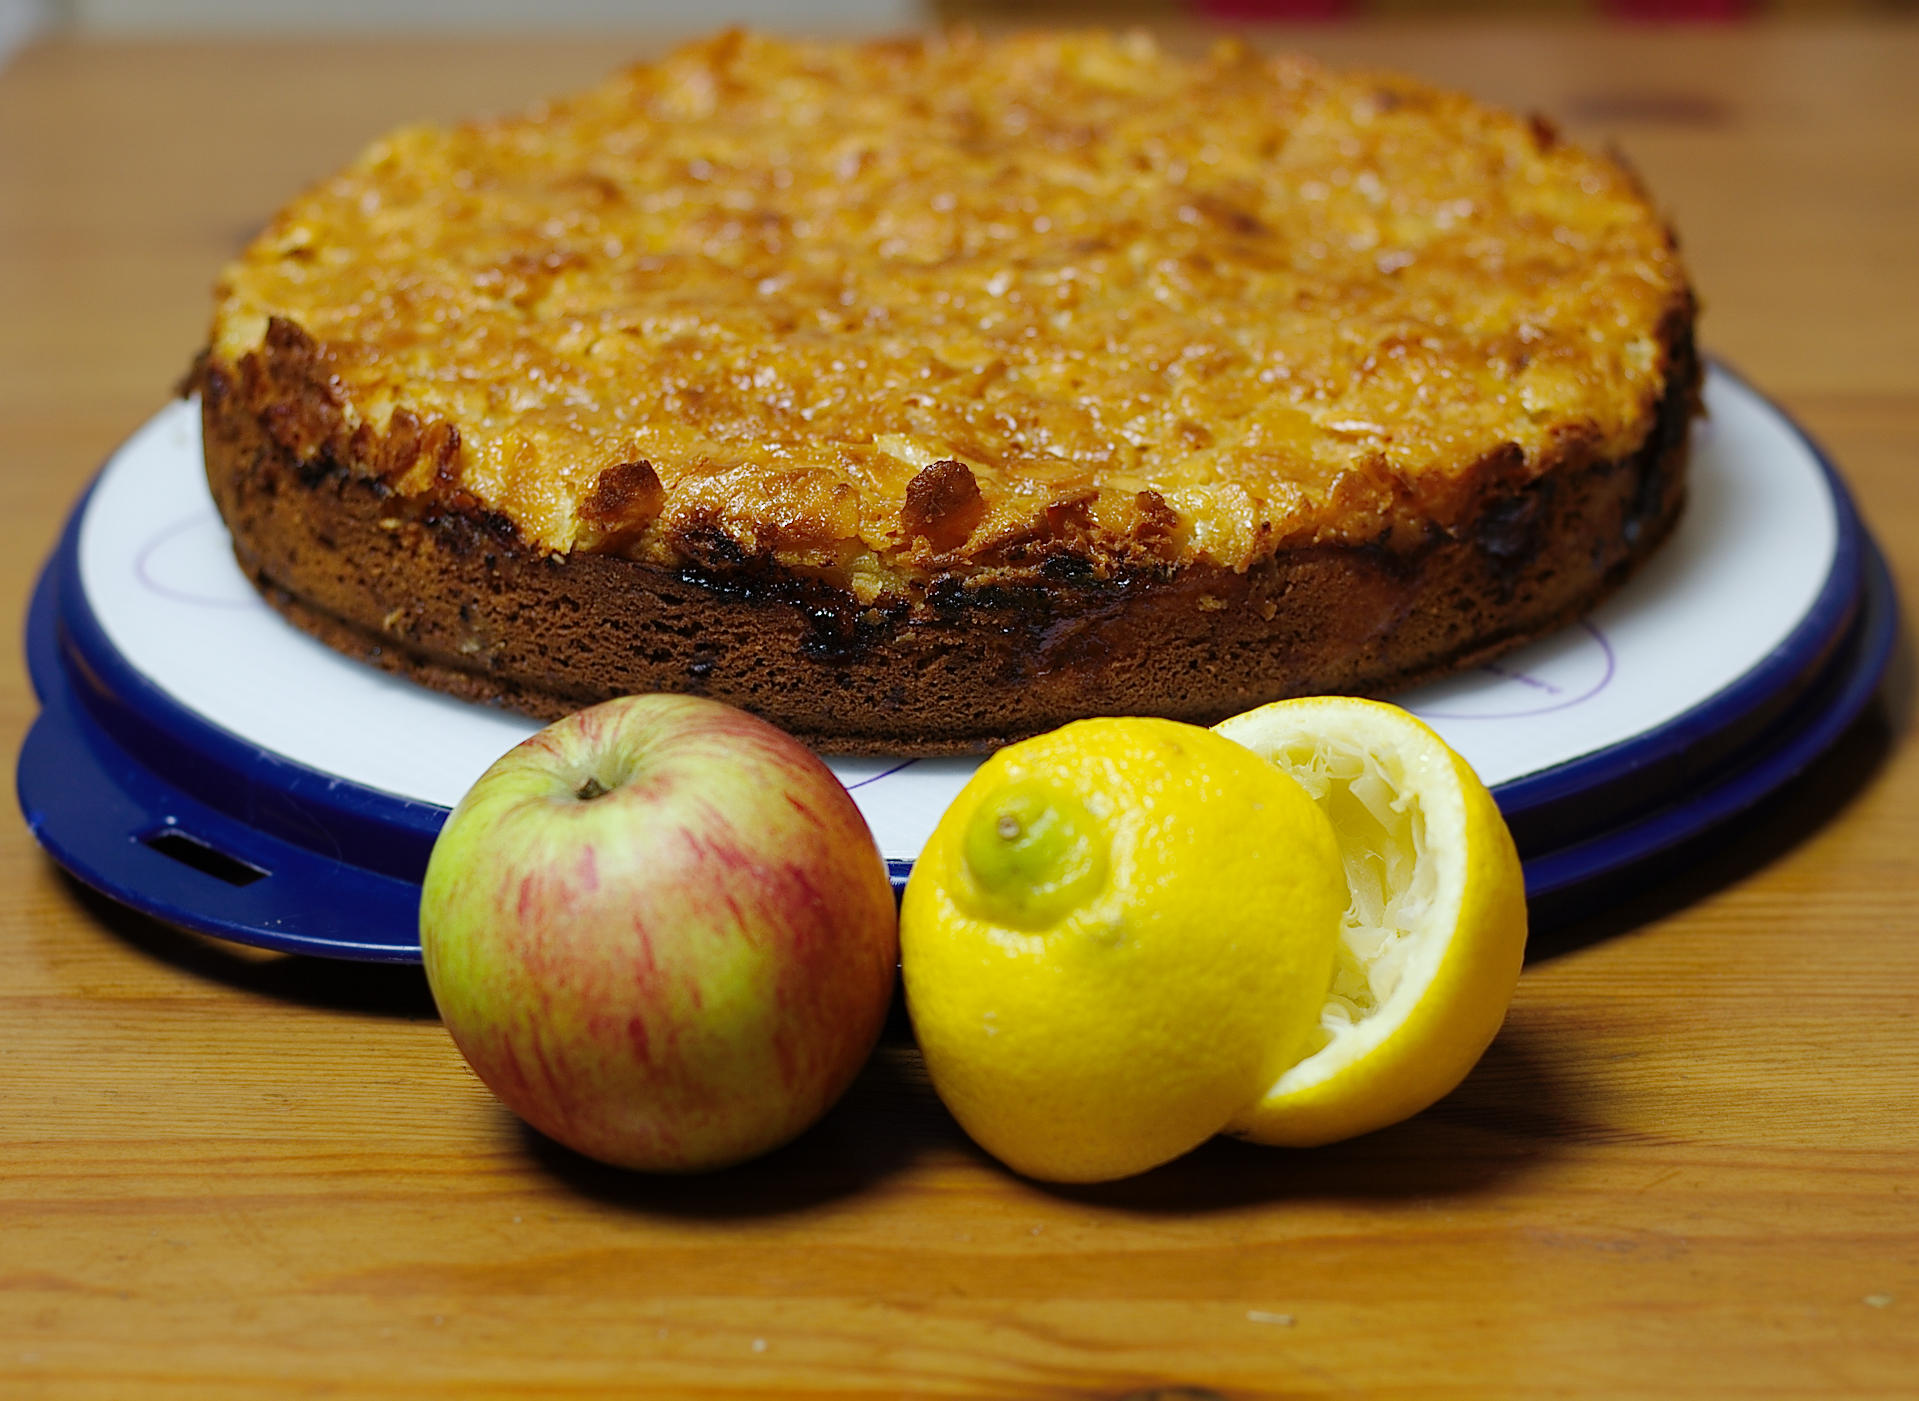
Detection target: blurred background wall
<box><xmin>2</xmin><ymin>0</ymin><xmax>47</xmax><ymax>56</ymax></box>
<box><xmin>3</xmin><ymin>0</ymin><xmax>1909</xmax><ymax>63</ymax></box>
<box><xmin>13</xmin><ymin>0</ymin><xmax>1917</xmax><ymax>33</ymax></box>
<box><xmin>0</xmin><ymin>0</ymin><xmax>923</xmax><ymax>62</ymax></box>
<box><xmin>50</xmin><ymin>0</ymin><xmax>920</xmax><ymax>29</ymax></box>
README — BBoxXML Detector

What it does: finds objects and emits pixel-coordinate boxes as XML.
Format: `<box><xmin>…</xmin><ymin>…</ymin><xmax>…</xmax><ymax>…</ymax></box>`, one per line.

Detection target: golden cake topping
<box><xmin>211</xmin><ymin>29</ymin><xmax>1690</xmax><ymax>590</ymax></box>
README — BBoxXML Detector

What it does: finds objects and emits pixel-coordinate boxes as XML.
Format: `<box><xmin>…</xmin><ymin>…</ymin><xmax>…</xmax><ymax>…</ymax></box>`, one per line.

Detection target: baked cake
<box><xmin>197</xmin><ymin>29</ymin><xmax>1699</xmax><ymax>755</ymax></box>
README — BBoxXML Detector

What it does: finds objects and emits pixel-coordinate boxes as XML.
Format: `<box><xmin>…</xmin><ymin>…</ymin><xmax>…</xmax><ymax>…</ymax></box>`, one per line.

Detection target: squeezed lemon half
<box><xmin>900</xmin><ymin>716</ymin><xmax>1346</xmax><ymax>1184</ymax></box>
<box><xmin>1213</xmin><ymin>696</ymin><xmax>1528</xmax><ymax>1147</ymax></box>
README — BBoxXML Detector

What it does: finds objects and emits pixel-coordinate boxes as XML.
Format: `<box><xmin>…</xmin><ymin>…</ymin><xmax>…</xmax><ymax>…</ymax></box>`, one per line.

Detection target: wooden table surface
<box><xmin>3</xmin><ymin>23</ymin><xmax>1915</xmax><ymax>1400</ymax></box>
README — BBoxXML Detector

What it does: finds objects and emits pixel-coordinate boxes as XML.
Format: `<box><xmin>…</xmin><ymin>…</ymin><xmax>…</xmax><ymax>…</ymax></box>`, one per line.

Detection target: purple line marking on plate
<box><xmin>1478</xmin><ymin>661</ymin><xmax>1565</xmax><ymax>696</ymax></box>
<box><xmin>843</xmin><ymin>758</ymin><xmax>920</xmax><ymax>791</ymax></box>
<box><xmin>1417</xmin><ymin>621</ymin><xmax>1617</xmax><ymax>721</ymax></box>
<box><xmin>133</xmin><ymin>511</ymin><xmax>258</xmax><ymax>609</ymax></box>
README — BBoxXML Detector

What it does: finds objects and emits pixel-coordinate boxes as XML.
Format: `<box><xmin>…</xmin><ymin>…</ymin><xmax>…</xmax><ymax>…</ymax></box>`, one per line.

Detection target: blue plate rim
<box><xmin>1522</xmin><ymin>528</ymin><xmax>1897</xmax><ymax>903</ymax></box>
<box><xmin>19</xmin><ymin>535</ymin><xmax>427</xmax><ymax>961</ymax></box>
<box><xmin>1487</xmin><ymin>358</ymin><xmax>1864</xmax><ymax>823</ymax></box>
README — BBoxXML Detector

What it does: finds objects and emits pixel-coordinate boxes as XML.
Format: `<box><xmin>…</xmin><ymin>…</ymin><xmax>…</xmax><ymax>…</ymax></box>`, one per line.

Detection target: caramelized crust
<box><xmin>199</xmin><ymin>29</ymin><xmax>1700</xmax><ymax>752</ymax></box>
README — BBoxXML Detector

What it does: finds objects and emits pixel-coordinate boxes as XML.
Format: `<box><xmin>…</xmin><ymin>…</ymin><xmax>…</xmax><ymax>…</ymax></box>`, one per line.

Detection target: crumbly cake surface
<box><xmin>201</xmin><ymin>28</ymin><xmax>1698</xmax><ymax>752</ymax></box>
<box><xmin>209</xmin><ymin>29</ymin><xmax>1690</xmax><ymax>599</ymax></box>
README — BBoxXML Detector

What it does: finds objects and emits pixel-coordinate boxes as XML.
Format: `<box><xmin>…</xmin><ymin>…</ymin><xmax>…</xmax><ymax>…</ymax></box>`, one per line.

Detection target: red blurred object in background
<box><xmin>1192</xmin><ymin>0</ymin><xmax>1755</xmax><ymax>18</ymax></box>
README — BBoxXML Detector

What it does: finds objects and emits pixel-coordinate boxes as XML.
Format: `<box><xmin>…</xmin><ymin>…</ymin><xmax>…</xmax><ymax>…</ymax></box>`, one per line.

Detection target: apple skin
<box><xmin>419</xmin><ymin>694</ymin><xmax>899</xmax><ymax>1172</ymax></box>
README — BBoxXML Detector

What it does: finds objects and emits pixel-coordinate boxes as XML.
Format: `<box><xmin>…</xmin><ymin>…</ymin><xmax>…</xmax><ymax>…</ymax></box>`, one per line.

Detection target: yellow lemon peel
<box><xmin>1213</xmin><ymin>696</ymin><xmax>1528</xmax><ymax>1147</ymax></box>
<box><xmin>900</xmin><ymin>717</ymin><xmax>1345</xmax><ymax>1183</ymax></box>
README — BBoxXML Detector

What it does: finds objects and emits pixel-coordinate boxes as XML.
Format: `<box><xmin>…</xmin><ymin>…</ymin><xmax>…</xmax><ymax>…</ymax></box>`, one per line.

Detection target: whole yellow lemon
<box><xmin>900</xmin><ymin>717</ymin><xmax>1344</xmax><ymax>1183</ymax></box>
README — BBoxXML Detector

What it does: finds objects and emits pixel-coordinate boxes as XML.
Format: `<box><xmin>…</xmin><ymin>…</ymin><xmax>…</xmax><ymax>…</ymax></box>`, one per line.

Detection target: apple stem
<box><xmin>575</xmin><ymin>776</ymin><xmax>611</xmax><ymax>801</ymax></box>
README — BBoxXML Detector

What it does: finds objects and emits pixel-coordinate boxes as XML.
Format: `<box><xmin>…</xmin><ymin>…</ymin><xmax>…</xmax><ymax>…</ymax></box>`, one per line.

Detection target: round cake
<box><xmin>197</xmin><ymin>29</ymin><xmax>1699</xmax><ymax>755</ymax></box>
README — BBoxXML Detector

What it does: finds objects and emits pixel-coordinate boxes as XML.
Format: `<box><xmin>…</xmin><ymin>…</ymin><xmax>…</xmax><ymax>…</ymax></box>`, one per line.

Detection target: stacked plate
<box><xmin>18</xmin><ymin>366</ymin><xmax>1897</xmax><ymax>961</ymax></box>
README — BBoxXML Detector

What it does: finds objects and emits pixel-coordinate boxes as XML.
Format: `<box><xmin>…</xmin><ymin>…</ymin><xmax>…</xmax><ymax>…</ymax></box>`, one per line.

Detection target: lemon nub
<box><xmin>961</xmin><ymin>783</ymin><xmax>1107</xmax><ymax>929</ymax></box>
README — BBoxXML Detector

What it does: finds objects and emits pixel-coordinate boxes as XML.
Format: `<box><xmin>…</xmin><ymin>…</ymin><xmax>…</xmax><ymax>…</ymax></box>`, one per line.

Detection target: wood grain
<box><xmin>2</xmin><ymin>24</ymin><xmax>1915</xmax><ymax>1399</ymax></box>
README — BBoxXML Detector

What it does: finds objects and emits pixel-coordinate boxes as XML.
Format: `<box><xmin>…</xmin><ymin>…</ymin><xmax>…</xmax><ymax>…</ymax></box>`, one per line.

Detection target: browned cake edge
<box><xmin>195</xmin><ymin>303</ymin><xmax>1698</xmax><ymax>757</ymax></box>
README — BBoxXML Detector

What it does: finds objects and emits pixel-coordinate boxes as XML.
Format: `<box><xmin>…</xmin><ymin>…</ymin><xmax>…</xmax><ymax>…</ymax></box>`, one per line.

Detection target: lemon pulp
<box><xmin>1215</xmin><ymin>697</ymin><xmax>1527</xmax><ymax>1147</ymax></box>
